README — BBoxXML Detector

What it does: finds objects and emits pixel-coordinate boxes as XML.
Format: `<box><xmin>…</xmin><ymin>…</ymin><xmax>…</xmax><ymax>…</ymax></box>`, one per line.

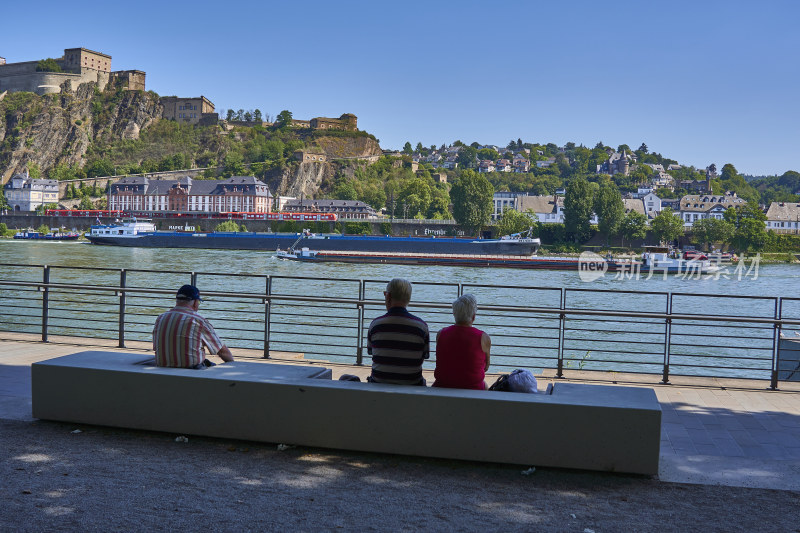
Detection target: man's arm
<box><xmin>217</xmin><ymin>345</ymin><xmax>234</xmax><ymax>363</ymax></box>
<box><xmin>481</xmin><ymin>332</ymin><xmax>491</xmax><ymax>371</ymax></box>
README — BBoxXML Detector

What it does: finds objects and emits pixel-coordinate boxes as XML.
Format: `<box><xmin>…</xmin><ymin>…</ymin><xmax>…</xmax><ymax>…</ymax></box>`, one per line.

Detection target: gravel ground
<box><xmin>2</xmin><ymin>419</ymin><xmax>799</xmax><ymax>533</ymax></box>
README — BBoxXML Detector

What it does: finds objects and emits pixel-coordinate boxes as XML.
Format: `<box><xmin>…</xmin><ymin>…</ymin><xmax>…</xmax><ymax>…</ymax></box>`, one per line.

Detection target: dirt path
<box><xmin>2</xmin><ymin>419</ymin><xmax>798</xmax><ymax>532</ymax></box>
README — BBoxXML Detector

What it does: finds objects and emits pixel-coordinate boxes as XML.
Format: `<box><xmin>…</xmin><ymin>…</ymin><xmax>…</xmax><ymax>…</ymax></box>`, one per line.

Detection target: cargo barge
<box><xmin>277</xmin><ymin>247</ymin><xmax>721</xmax><ymax>274</ymax></box>
<box><xmin>86</xmin><ymin>221</ymin><xmax>541</xmax><ymax>256</ymax></box>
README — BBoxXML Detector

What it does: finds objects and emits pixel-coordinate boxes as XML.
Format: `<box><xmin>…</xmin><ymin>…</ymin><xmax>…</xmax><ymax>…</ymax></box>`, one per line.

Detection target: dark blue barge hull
<box><xmin>86</xmin><ymin>232</ymin><xmax>539</xmax><ymax>256</ymax></box>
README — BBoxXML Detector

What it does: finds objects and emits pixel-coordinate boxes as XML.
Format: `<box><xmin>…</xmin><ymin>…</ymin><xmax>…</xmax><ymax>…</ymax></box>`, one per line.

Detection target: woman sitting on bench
<box><xmin>432</xmin><ymin>294</ymin><xmax>491</xmax><ymax>390</ymax></box>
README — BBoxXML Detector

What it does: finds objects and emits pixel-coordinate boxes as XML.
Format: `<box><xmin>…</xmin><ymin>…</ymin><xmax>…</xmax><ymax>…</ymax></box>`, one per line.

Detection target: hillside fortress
<box><xmin>0</xmin><ymin>48</ymin><xmax>145</xmax><ymax>95</ymax></box>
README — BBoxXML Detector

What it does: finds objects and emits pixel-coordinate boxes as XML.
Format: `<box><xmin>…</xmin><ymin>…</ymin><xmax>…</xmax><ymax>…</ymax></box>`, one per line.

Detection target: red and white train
<box><xmin>45</xmin><ymin>209</ymin><xmax>338</xmax><ymax>222</ymax></box>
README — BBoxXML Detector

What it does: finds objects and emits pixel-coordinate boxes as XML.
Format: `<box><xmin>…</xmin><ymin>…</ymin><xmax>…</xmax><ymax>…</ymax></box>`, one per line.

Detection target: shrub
<box><xmin>214</xmin><ymin>220</ymin><xmax>241</xmax><ymax>232</ymax></box>
<box><xmin>35</xmin><ymin>58</ymin><xmax>62</xmax><ymax>72</ymax></box>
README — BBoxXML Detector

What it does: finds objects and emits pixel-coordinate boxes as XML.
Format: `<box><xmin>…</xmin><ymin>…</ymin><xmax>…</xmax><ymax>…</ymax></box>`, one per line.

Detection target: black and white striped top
<box><xmin>368</xmin><ymin>307</ymin><xmax>430</xmax><ymax>386</ymax></box>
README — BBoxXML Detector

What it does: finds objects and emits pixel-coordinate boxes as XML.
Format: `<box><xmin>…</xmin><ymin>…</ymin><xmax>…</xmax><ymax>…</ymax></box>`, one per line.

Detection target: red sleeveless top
<box><xmin>433</xmin><ymin>325</ymin><xmax>487</xmax><ymax>390</ymax></box>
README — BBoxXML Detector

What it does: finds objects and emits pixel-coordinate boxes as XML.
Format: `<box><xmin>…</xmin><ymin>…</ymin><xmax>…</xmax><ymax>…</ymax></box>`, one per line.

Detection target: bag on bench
<box><xmin>489</xmin><ymin>369</ymin><xmax>538</xmax><ymax>393</ymax></box>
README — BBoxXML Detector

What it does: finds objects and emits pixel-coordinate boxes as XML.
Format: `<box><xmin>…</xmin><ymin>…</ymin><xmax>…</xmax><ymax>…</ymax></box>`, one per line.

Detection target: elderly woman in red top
<box><xmin>433</xmin><ymin>293</ymin><xmax>491</xmax><ymax>390</ymax></box>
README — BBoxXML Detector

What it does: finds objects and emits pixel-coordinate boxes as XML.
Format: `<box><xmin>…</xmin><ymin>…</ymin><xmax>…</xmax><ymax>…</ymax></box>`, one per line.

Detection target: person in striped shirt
<box><xmin>368</xmin><ymin>278</ymin><xmax>430</xmax><ymax>386</ymax></box>
<box><xmin>153</xmin><ymin>284</ymin><xmax>234</xmax><ymax>368</ymax></box>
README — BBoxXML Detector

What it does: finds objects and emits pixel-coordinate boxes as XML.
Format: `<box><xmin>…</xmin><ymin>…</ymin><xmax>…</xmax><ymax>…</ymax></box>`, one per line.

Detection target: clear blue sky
<box><xmin>3</xmin><ymin>0</ymin><xmax>798</xmax><ymax>176</ymax></box>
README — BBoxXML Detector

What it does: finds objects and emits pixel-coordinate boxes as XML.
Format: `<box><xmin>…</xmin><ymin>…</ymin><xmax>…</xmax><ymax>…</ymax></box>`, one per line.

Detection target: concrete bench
<box><xmin>32</xmin><ymin>351</ymin><xmax>662</xmax><ymax>475</ymax></box>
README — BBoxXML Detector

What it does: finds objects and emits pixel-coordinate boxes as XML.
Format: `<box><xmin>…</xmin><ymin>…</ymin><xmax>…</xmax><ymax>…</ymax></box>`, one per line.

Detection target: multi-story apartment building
<box><xmin>283</xmin><ymin>199</ymin><xmax>376</xmax><ymax>219</ymax></box>
<box><xmin>678</xmin><ymin>193</ymin><xmax>746</xmax><ymax>227</ymax></box>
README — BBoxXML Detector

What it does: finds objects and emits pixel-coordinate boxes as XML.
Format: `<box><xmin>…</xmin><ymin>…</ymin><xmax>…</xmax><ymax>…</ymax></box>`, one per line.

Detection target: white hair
<box><xmin>452</xmin><ymin>293</ymin><xmax>477</xmax><ymax>324</ymax></box>
<box><xmin>385</xmin><ymin>278</ymin><xmax>412</xmax><ymax>304</ymax></box>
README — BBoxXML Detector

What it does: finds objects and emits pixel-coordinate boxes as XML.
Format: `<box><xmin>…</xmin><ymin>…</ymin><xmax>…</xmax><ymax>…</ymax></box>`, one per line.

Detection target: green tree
<box><xmin>650</xmin><ymin>208</ymin><xmax>684</xmax><ymax>244</ymax></box>
<box><xmin>35</xmin><ymin>58</ymin><xmax>62</xmax><ymax>72</ymax></box>
<box><xmin>477</xmin><ymin>148</ymin><xmax>500</xmax><ymax>161</ymax></box>
<box><xmin>638</xmin><ymin>143</ymin><xmax>649</xmax><ymax>154</ymax></box>
<box><xmin>564</xmin><ymin>176</ymin><xmax>594</xmax><ymax>242</ymax></box>
<box><xmin>253</xmin><ymin>109</ymin><xmax>263</xmax><ymax>123</ymax></box>
<box><xmin>415</xmin><ymin>142</ymin><xmax>424</xmax><ymax>153</ymax></box>
<box><xmin>78</xmin><ymin>196</ymin><xmax>96</xmax><ymax>210</ymax></box>
<box><xmin>222</xmin><ymin>152</ymin><xmax>247</xmax><ymax>177</ymax></box>
<box><xmin>333</xmin><ymin>181</ymin><xmax>358</xmax><ymax>201</ymax></box>
<box><xmin>426</xmin><ymin>186</ymin><xmax>451</xmax><ymax>219</ymax></box>
<box><xmin>397</xmin><ymin>177</ymin><xmax>432</xmax><ymax>218</ymax></box>
<box><xmin>27</xmin><ymin>163</ymin><xmax>42</xmax><ymax>180</ymax></box>
<box><xmin>456</xmin><ymin>146</ymin><xmax>478</xmax><ymax>169</ymax></box>
<box><xmin>450</xmin><ymin>170</ymin><xmax>493</xmax><ymax>234</ymax></box>
<box><xmin>215</xmin><ymin>220</ymin><xmax>241</xmax><ymax>232</ymax></box>
<box><xmin>225</xmin><ymin>109</ymin><xmax>235</xmax><ymax>121</ymax></box>
<box><xmin>724</xmin><ymin>203</ymin><xmax>767</xmax><ymax>251</ymax></box>
<box><xmin>593</xmin><ymin>181</ymin><xmax>625</xmax><ymax>242</ymax></box>
<box><xmin>619</xmin><ymin>211</ymin><xmax>648</xmax><ymax>247</ymax></box>
<box><xmin>86</xmin><ymin>159</ymin><xmax>114</xmax><ymax>178</ymax></box>
<box><xmin>496</xmin><ymin>209</ymin><xmax>538</xmax><ymax>237</ymax></box>
<box><xmin>691</xmin><ymin>217</ymin><xmax>735</xmax><ymax>250</ymax></box>
<box><xmin>36</xmin><ymin>224</ymin><xmax>51</xmax><ymax>234</ymax></box>
<box><xmin>275</xmin><ymin>110</ymin><xmax>293</xmax><ymax>128</ymax></box>
<box><xmin>402</xmin><ymin>142</ymin><xmax>413</xmax><ymax>154</ymax></box>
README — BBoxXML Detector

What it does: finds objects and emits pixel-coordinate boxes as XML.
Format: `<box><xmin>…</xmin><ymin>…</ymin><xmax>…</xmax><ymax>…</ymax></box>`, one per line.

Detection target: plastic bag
<box><xmin>507</xmin><ymin>369</ymin><xmax>538</xmax><ymax>393</ymax></box>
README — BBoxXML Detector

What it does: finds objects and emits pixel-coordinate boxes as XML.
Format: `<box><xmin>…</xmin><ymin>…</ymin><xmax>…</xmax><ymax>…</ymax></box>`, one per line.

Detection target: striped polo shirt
<box><xmin>153</xmin><ymin>306</ymin><xmax>224</xmax><ymax>368</ymax></box>
<box><xmin>368</xmin><ymin>306</ymin><xmax>430</xmax><ymax>385</ymax></box>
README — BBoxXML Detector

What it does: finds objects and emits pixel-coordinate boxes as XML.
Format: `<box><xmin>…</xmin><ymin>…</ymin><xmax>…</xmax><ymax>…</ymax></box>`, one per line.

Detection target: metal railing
<box><xmin>1</xmin><ymin>263</ymin><xmax>800</xmax><ymax>389</ymax></box>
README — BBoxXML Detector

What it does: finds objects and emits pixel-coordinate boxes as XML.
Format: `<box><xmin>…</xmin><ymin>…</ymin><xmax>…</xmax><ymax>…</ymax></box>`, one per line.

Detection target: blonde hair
<box><xmin>385</xmin><ymin>278</ymin><xmax>412</xmax><ymax>304</ymax></box>
<box><xmin>453</xmin><ymin>293</ymin><xmax>477</xmax><ymax>324</ymax></box>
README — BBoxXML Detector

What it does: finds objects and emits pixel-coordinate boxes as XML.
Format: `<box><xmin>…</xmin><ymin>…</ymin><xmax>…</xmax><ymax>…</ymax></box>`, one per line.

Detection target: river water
<box><xmin>1</xmin><ymin>240</ymin><xmax>799</xmax><ymax>381</ymax></box>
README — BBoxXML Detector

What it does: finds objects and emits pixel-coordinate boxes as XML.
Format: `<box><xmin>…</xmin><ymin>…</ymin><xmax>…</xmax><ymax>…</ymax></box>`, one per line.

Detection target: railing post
<box><xmin>662</xmin><ymin>293</ymin><xmax>672</xmax><ymax>384</ymax></box>
<box><xmin>556</xmin><ymin>288</ymin><xmax>565</xmax><ymax>378</ymax></box>
<box><xmin>356</xmin><ymin>279</ymin><xmax>365</xmax><ymax>366</ymax></box>
<box><xmin>41</xmin><ymin>265</ymin><xmax>50</xmax><ymax>342</ymax></box>
<box><xmin>118</xmin><ymin>269</ymin><xmax>126</xmax><ymax>348</ymax></box>
<box><xmin>190</xmin><ymin>272</ymin><xmax>198</xmax><ymax>286</ymax></box>
<box><xmin>770</xmin><ymin>298</ymin><xmax>781</xmax><ymax>390</ymax></box>
<box><xmin>263</xmin><ymin>276</ymin><xmax>271</xmax><ymax>359</ymax></box>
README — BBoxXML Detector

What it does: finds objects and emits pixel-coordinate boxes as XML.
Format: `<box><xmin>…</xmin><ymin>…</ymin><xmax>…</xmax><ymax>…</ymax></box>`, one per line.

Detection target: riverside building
<box><xmin>107</xmin><ymin>176</ymin><xmax>272</xmax><ymax>213</ymax></box>
<box><xmin>3</xmin><ymin>172</ymin><xmax>59</xmax><ymax>212</ymax></box>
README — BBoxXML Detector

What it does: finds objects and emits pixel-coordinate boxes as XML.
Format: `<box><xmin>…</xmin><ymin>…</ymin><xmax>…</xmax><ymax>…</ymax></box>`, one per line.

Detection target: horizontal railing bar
<box><xmin>3</xmin><ymin>280</ymin><xmax>799</xmax><ymax>326</ymax></box>
<box><xmin>668</xmin><ymin>354</ymin><xmax>772</xmax><ymax>363</ymax></box>
<box><xmin>564</xmin><ymin>327</ymin><xmax>666</xmax><ymax>336</ymax></box>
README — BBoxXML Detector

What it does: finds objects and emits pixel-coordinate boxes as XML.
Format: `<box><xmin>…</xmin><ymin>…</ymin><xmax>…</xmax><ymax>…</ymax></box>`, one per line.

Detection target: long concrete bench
<box><xmin>32</xmin><ymin>351</ymin><xmax>662</xmax><ymax>475</ymax></box>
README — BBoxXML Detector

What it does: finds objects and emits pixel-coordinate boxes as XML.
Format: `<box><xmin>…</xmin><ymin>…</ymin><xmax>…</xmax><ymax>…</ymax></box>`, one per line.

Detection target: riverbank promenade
<box><xmin>2</xmin><ymin>332</ymin><xmax>799</xmax><ymax>531</ymax></box>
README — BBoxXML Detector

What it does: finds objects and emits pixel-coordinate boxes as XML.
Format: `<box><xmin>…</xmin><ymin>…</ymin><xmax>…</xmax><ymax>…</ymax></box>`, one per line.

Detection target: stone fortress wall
<box><xmin>0</xmin><ymin>48</ymin><xmax>144</xmax><ymax>95</ymax></box>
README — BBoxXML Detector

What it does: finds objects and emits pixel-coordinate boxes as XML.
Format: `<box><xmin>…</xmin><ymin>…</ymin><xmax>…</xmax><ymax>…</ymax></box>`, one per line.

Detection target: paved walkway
<box><xmin>2</xmin><ymin>333</ymin><xmax>800</xmax><ymax>492</ymax></box>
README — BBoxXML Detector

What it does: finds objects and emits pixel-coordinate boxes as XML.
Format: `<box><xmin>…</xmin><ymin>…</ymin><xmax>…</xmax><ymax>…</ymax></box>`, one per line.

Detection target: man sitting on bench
<box><xmin>153</xmin><ymin>284</ymin><xmax>234</xmax><ymax>368</ymax></box>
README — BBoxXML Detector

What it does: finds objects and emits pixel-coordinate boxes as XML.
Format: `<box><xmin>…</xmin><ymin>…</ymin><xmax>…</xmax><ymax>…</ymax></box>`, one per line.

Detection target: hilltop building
<box><xmin>293</xmin><ymin>150</ymin><xmax>327</xmax><ymax>163</ymax></box>
<box><xmin>291</xmin><ymin>113</ymin><xmax>358</xmax><ymax>132</ymax></box>
<box><xmin>0</xmin><ymin>47</ymin><xmax>146</xmax><ymax>95</ymax></box>
<box><xmin>597</xmin><ymin>150</ymin><xmax>632</xmax><ymax>176</ymax></box>
<box><xmin>3</xmin><ymin>171</ymin><xmax>59</xmax><ymax>212</ymax></box>
<box><xmin>161</xmin><ymin>96</ymin><xmax>217</xmax><ymax>125</ymax></box>
<box><xmin>107</xmin><ymin>176</ymin><xmax>272</xmax><ymax>213</ymax></box>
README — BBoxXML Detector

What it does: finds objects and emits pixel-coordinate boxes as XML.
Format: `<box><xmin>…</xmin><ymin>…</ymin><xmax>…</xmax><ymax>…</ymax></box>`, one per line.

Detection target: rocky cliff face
<box><xmin>268</xmin><ymin>136</ymin><xmax>383</xmax><ymax>197</ymax></box>
<box><xmin>0</xmin><ymin>82</ymin><xmax>161</xmax><ymax>183</ymax></box>
<box><xmin>313</xmin><ymin>135</ymin><xmax>382</xmax><ymax>160</ymax></box>
<box><xmin>273</xmin><ymin>161</ymin><xmax>334</xmax><ymax>198</ymax></box>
